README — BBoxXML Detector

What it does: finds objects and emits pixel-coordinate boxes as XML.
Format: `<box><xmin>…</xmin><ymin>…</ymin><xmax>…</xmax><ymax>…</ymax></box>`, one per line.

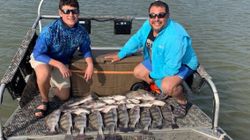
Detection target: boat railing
<box><xmin>197</xmin><ymin>65</ymin><xmax>220</xmax><ymax>133</ymax></box>
<box><xmin>0</xmin><ymin>0</ymin><xmax>221</xmax><ymax>138</ymax></box>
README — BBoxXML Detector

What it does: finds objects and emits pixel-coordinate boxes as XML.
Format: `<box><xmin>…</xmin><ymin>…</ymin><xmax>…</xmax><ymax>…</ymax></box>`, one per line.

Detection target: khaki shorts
<box><xmin>29</xmin><ymin>54</ymin><xmax>71</xmax><ymax>89</ymax></box>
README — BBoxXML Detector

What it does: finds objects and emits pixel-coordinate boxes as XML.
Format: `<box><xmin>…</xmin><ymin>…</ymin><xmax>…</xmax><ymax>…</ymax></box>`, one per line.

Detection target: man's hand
<box><xmin>104</xmin><ymin>53</ymin><xmax>121</xmax><ymax>63</ymax></box>
<box><xmin>84</xmin><ymin>57</ymin><xmax>94</xmax><ymax>82</ymax></box>
<box><xmin>58</xmin><ymin>63</ymin><xmax>71</xmax><ymax>78</ymax></box>
<box><xmin>84</xmin><ymin>64</ymin><xmax>93</xmax><ymax>82</ymax></box>
<box><xmin>49</xmin><ymin>59</ymin><xmax>71</xmax><ymax>78</ymax></box>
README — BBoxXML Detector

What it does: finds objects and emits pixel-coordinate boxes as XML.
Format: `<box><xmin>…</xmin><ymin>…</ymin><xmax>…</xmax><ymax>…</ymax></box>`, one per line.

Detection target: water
<box><xmin>0</xmin><ymin>0</ymin><xmax>250</xmax><ymax>139</ymax></box>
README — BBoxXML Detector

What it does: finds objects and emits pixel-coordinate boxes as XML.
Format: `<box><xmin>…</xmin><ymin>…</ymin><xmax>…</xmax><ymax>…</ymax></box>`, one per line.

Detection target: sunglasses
<box><xmin>60</xmin><ymin>9</ymin><xmax>79</xmax><ymax>15</ymax></box>
<box><xmin>149</xmin><ymin>13</ymin><xmax>167</xmax><ymax>19</ymax></box>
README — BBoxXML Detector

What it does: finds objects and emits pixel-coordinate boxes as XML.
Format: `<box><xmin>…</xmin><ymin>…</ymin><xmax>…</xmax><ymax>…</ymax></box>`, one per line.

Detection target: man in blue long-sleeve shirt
<box><xmin>30</xmin><ymin>0</ymin><xmax>93</xmax><ymax>118</ymax></box>
<box><xmin>105</xmin><ymin>1</ymin><xmax>198</xmax><ymax>117</ymax></box>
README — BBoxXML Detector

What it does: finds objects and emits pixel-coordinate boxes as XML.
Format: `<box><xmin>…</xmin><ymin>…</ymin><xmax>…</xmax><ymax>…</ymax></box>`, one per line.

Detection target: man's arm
<box><xmin>33</xmin><ymin>27</ymin><xmax>53</xmax><ymax>64</ymax></box>
<box><xmin>105</xmin><ymin>20</ymin><xmax>150</xmax><ymax>62</ymax></box>
<box><xmin>49</xmin><ymin>59</ymin><xmax>71</xmax><ymax>78</ymax></box>
<box><xmin>84</xmin><ymin>57</ymin><xmax>94</xmax><ymax>82</ymax></box>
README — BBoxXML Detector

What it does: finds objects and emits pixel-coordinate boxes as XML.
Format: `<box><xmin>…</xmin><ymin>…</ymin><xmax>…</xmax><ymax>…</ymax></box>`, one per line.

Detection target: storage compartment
<box><xmin>70</xmin><ymin>52</ymin><xmax>143</xmax><ymax>97</ymax></box>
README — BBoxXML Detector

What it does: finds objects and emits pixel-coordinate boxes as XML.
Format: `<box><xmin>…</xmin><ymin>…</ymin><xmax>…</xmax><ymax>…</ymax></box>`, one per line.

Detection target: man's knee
<box><xmin>161</xmin><ymin>83</ymin><xmax>173</xmax><ymax>95</ymax></box>
<box><xmin>59</xmin><ymin>94</ymin><xmax>70</xmax><ymax>101</ymax></box>
<box><xmin>161</xmin><ymin>79</ymin><xmax>183</xmax><ymax>96</ymax></box>
<box><xmin>133</xmin><ymin>66</ymin><xmax>141</xmax><ymax>78</ymax></box>
<box><xmin>133</xmin><ymin>64</ymin><xmax>145</xmax><ymax>79</ymax></box>
<box><xmin>54</xmin><ymin>88</ymin><xmax>70</xmax><ymax>101</ymax></box>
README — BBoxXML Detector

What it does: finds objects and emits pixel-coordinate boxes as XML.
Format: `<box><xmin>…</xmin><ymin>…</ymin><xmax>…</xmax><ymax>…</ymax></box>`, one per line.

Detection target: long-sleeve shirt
<box><xmin>32</xmin><ymin>18</ymin><xmax>92</xmax><ymax>64</ymax></box>
<box><xmin>118</xmin><ymin>19</ymin><xmax>198</xmax><ymax>80</ymax></box>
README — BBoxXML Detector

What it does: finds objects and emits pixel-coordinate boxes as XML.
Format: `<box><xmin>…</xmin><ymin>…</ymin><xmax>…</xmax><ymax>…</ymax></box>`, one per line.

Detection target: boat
<box><xmin>0</xmin><ymin>0</ymin><xmax>232</xmax><ymax>140</ymax></box>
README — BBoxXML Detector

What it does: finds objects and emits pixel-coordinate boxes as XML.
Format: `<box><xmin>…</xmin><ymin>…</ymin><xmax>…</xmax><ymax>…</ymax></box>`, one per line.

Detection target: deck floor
<box><xmin>3</xmin><ymin>93</ymin><xmax>212</xmax><ymax>138</ymax></box>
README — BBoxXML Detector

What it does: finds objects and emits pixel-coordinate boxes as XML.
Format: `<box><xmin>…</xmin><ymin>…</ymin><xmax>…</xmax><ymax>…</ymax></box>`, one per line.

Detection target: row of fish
<box><xmin>45</xmin><ymin>90</ymin><xmax>174</xmax><ymax>139</ymax></box>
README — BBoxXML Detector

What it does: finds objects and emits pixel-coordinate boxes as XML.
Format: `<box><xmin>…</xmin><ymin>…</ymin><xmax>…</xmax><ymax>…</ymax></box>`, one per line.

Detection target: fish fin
<box><xmin>74</xmin><ymin>134</ymin><xmax>85</xmax><ymax>140</ymax></box>
<box><xmin>64</xmin><ymin>134</ymin><xmax>73</xmax><ymax>140</ymax></box>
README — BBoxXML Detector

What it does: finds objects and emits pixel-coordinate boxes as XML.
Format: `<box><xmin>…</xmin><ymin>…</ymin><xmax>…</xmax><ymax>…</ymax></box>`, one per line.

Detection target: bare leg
<box><xmin>161</xmin><ymin>76</ymin><xmax>187</xmax><ymax>105</ymax></box>
<box><xmin>34</xmin><ymin>64</ymin><xmax>51</xmax><ymax>117</ymax></box>
<box><xmin>35</xmin><ymin>64</ymin><xmax>51</xmax><ymax>102</ymax></box>
<box><xmin>54</xmin><ymin>87</ymin><xmax>70</xmax><ymax>101</ymax></box>
<box><xmin>133</xmin><ymin>63</ymin><xmax>153</xmax><ymax>84</ymax></box>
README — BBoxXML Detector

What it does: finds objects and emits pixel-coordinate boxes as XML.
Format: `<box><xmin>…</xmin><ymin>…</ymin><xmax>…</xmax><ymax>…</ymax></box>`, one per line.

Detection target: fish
<box><xmin>126</xmin><ymin>91</ymin><xmax>143</xmax><ymax>100</ymax></box>
<box><xmin>99</xmin><ymin>98</ymin><xmax>116</xmax><ymax>105</ymax></box>
<box><xmin>115</xmin><ymin>100</ymin><xmax>126</xmax><ymax>105</ymax></box>
<box><xmin>59</xmin><ymin>112</ymin><xmax>73</xmax><ymax>135</ymax></box>
<box><xmin>89</xmin><ymin>110</ymin><xmax>104</xmax><ymax>140</ymax></box>
<box><xmin>117</xmin><ymin>104</ymin><xmax>130</xmax><ymax>132</ymax></box>
<box><xmin>71</xmin><ymin>107</ymin><xmax>90</xmax><ymax>115</ymax></box>
<box><xmin>98</xmin><ymin>105</ymin><xmax>118</xmax><ymax>114</ymax></box>
<box><xmin>103</xmin><ymin>108</ymin><xmax>118</xmax><ymax>136</ymax></box>
<box><xmin>74</xmin><ymin>112</ymin><xmax>87</xmax><ymax>140</ymax></box>
<box><xmin>126</xmin><ymin>90</ymin><xmax>155</xmax><ymax>101</ymax></box>
<box><xmin>111</xmin><ymin>95</ymin><xmax>126</xmax><ymax>101</ymax></box>
<box><xmin>161</xmin><ymin>103</ymin><xmax>172</xmax><ymax>122</ymax></box>
<box><xmin>45</xmin><ymin>109</ymin><xmax>61</xmax><ymax>133</ymax></box>
<box><xmin>126</xmin><ymin>103</ymin><xmax>136</xmax><ymax>109</ymax></box>
<box><xmin>83</xmin><ymin>100</ymin><xmax>106</xmax><ymax>109</ymax></box>
<box><xmin>140</xmin><ymin>107</ymin><xmax>152</xmax><ymax>134</ymax></box>
<box><xmin>67</xmin><ymin>94</ymin><xmax>93</xmax><ymax>107</ymax></box>
<box><xmin>139</xmin><ymin>101</ymin><xmax>153</xmax><ymax>108</ymax></box>
<box><xmin>150</xmin><ymin>105</ymin><xmax>163</xmax><ymax>129</ymax></box>
<box><xmin>128</xmin><ymin>105</ymin><xmax>140</xmax><ymax>131</ymax></box>
<box><xmin>150</xmin><ymin>100</ymin><xmax>166</xmax><ymax>107</ymax></box>
<box><xmin>126</xmin><ymin>98</ymin><xmax>140</xmax><ymax>104</ymax></box>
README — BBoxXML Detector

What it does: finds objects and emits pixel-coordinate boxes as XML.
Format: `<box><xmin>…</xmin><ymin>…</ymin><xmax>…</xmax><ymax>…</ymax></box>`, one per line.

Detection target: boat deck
<box><xmin>3</xmin><ymin>93</ymin><xmax>212</xmax><ymax>139</ymax></box>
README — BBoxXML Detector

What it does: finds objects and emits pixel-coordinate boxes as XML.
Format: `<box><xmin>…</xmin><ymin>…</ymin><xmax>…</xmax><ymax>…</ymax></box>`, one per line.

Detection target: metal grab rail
<box><xmin>196</xmin><ymin>65</ymin><xmax>220</xmax><ymax>133</ymax></box>
<box><xmin>36</xmin><ymin>0</ymin><xmax>147</xmax><ymax>33</ymax></box>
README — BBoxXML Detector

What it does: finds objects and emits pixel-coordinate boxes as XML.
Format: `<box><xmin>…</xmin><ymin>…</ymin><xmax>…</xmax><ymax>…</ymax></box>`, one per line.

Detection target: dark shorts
<box><xmin>142</xmin><ymin>58</ymin><xmax>193</xmax><ymax>80</ymax></box>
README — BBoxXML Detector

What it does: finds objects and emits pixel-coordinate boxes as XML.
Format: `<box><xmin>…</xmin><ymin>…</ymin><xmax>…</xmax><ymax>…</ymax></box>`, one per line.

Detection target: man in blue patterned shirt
<box><xmin>30</xmin><ymin>0</ymin><xmax>93</xmax><ymax>118</ymax></box>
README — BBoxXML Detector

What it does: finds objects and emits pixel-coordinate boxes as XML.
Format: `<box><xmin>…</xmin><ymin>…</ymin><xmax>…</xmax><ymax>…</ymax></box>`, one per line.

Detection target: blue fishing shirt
<box><xmin>118</xmin><ymin>19</ymin><xmax>198</xmax><ymax>80</ymax></box>
<box><xmin>32</xmin><ymin>18</ymin><xmax>92</xmax><ymax>64</ymax></box>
